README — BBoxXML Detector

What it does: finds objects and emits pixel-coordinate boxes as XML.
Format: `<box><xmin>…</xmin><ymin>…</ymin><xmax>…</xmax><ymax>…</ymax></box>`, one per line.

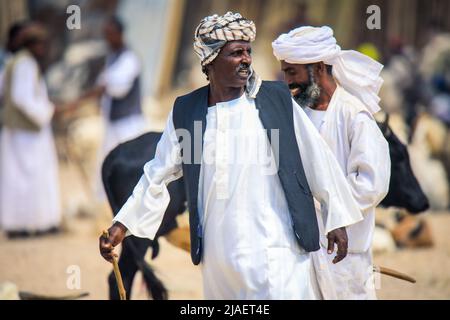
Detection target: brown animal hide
<box><xmin>391</xmin><ymin>215</ymin><xmax>434</xmax><ymax>248</ymax></box>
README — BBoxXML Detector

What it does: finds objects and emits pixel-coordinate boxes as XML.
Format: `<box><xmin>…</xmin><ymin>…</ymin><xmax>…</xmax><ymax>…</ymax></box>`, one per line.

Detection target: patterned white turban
<box><xmin>194</xmin><ymin>12</ymin><xmax>256</xmax><ymax>66</ymax></box>
<box><xmin>272</xmin><ymin>26</ymin><xmax>384</xmax><ymax>114</ymax></box>
<box><xmin>193</xmin><ymin>12</ymin><xmax>261</xmax><ymax>98</ymax></box>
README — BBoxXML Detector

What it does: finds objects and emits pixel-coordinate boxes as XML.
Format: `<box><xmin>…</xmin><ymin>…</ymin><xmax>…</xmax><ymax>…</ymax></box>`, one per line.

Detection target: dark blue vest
<box><xmin>172</xmin><ymin>81</ymin><xmax>319</xmax><ymax>265</ymax></box>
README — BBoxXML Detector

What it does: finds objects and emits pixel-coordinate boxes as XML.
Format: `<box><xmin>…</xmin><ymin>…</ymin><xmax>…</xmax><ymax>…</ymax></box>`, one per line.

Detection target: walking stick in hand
<box><xmin>102</xmin><ymin>230</ymin><xmax>127</xmax><ymax>300</ymax></box>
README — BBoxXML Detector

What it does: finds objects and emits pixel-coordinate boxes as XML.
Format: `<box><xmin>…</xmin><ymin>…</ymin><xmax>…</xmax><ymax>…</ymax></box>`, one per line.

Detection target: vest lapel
<box><xmin>255</xmin><ymin>83</ymin><xmax>295</xmax><ymax>169</ymax></box>
<box><xmin>187</xmin><ymin>85</ymin><xmax>209</xmax><ymax>212</ymax></box>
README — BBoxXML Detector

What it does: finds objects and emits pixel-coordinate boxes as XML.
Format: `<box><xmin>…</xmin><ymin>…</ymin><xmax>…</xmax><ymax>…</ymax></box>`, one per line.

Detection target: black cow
<box><xmin>377</xmin><ymin>114</ymin><xmax>429</xmax><ymax>213</ymax></box>
<box><xmin>102</xmin><ymin>132</ymin><xmax>186</xmax><ymax>300</ymax></box>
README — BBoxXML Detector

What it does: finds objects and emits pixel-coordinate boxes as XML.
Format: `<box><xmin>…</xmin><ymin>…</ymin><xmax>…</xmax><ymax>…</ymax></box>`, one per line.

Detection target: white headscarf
<box><xmin>272</xmin><ymin>26</ymin><xmax>383</xmax><ymax>114</ymax></box>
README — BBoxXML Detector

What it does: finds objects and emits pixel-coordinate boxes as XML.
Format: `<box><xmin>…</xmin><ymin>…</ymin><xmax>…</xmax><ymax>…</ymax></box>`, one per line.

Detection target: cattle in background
<box><xmin>377</xmin><ymin>114</ymin><xmax>430</xmax><ymax>213</ymax></box>
<box><xmin>102</xmin><ymin>132</ymin><xmax>187</xmax><ymax>300</ymax></box>
<box><xmin>391</xmin><ymin>213</ymin><xmax>434</xmax><ymax>248</ymax></box>
<box><xmin>375</xmin><ymin>208</ymin><xmax>434</xmax><ymax>251</ymax></box>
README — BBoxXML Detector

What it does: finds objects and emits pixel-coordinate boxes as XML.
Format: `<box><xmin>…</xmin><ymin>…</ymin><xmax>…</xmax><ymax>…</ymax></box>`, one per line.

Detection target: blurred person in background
<box><xmin>0</xmin><ymin>21</ymin><xmax>28</xmax><ymax>130</ymax></box>
<box><xmin>0</xmin><ymin>22</ymin><xmax>61</xmax><ymax>238</ymax></box>
<box><xmin>0</xmin><ymin>21</ymin><xmax>28</xmax><ymax>226</ymax></box>
<box><xmin>385</xmin><ymin>37</ymin><xmax>429</xmax><ymax>141</ymax></box>
<box><xmin>68</xmin><ymin>16</ymin><xmax>148</xmax><ymax>199</ymax></box>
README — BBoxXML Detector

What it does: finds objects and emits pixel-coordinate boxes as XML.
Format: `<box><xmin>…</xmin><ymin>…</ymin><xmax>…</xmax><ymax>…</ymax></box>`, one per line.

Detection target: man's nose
<box><xmin>284</xmin><ymin>74</ymin><xmax>293</xmax><ymax>85</ymax></box>
<box><xmin>242</xmin><ymin>51</ymin><xmax>251</xmax><ymax>64</ymax></box>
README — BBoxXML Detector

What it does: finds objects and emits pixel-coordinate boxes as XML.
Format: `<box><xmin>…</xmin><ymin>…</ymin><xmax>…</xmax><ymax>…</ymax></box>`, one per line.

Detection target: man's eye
<box><xmin>286</xmin><ymin>70</ymin><xmax>295</xmax><ymax>76</ymax></box>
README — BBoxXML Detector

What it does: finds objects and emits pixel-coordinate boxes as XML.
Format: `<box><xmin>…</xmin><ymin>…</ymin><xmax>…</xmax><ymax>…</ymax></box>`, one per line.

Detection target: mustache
<box><xmin>237</xmin><ymin>63</ymin><xmax>250</xmax><ymax>72</ymax></box>
<box><xmin>288</xmin><ymin>82</ymin><xmax>309</xmax><ymax>94</ymax></box>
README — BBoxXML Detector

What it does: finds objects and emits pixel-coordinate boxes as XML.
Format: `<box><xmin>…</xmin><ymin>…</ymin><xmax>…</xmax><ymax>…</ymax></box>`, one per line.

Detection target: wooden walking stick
<box><xmin>374</xmin><ymin>265</ymin><xmax>416</xmax><ymax>283</ymax></box>
<box><xmin>102</xmin><ymin>230</ymin><xmax>127</xmax><ymax>300</ymax></box>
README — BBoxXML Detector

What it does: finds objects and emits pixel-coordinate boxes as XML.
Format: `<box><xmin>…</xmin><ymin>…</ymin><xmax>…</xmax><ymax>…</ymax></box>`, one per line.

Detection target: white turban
<box><xmin>272</xmin><ymin>26</ymin><xmax>383</xmax><ymax>114</ymax></box>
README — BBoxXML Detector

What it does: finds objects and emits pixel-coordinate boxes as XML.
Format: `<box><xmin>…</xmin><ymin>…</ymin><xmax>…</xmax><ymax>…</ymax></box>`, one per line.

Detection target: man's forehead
<box><xmin>222</xmin><ymin>40</ymin><xmax>251</xmax><ymax>50</ymax></box>
<box><xmin>281</xmin><ymin>60</ymin><xmax>305</xmax><ymax>70</ymax></box>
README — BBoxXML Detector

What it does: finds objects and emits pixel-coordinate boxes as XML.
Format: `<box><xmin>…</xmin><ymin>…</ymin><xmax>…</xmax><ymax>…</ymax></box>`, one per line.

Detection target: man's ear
<box><xmin>203</xmin><ymin>64</ymin><xmax>212</xmax><ymax>80</ymax></box>
<box><xmin>316</xmin><ymin>62</ymin><xmax>326</xmax><ymax>76</ymax></box>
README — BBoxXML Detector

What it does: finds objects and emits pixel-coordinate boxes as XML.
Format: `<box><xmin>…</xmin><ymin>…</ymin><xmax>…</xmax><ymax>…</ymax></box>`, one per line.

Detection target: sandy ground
<box><xmin>1</xmin><ymin>207</ymin><xmax>449</xmax><ymax>300</ymax></box>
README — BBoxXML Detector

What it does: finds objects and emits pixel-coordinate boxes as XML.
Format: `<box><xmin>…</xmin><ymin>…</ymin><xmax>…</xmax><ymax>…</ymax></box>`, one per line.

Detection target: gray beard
<box><xmin>294</xmin><ymin>82</ymin><xmax>321</xmax><ymax>109</ymax></box>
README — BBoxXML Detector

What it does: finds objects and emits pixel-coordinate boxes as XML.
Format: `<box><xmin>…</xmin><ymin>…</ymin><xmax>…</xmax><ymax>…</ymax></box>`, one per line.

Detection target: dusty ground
<box><xmin>1</xmin><ymin>208</ymin><xmax>449</xmax><ymax>300</ymax></box>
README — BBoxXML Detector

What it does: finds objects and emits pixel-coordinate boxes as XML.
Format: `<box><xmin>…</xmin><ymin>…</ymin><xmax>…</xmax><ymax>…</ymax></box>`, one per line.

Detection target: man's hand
<box><xmin>99</xmin><ymin>222</ymin><xmax>127</xmax><ymax>263</ymax></box>
<box><xmin>326</xmin><ymin>227</ymin><xmax>348</xmax><ymax>264</ymax></box>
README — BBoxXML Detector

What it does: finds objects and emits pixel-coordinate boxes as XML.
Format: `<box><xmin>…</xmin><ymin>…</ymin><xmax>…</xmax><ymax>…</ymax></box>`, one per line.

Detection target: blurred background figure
<box><xmin>0</xmin><ymin>21</ymin><xmax>28</xmax><ymax>130</ymax></box>
<box><xmin>0</xmin><ymin>22</ymin><xmax>61</xmax><ymax>238</ymax></box>
<box><xmin>0</xmin><ymin>21</ymin><xmax>28</xmax><ymax>226</ymax></box>
<box><xmin>68</xmin><ymin>16</ymin><xmax>148</xmax><ymax>200</ymax></box>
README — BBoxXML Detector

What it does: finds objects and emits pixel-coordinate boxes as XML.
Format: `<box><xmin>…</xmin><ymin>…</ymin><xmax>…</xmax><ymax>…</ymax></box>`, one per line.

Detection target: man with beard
<box><xmin>0</xmin><ymin>23</ymin><xmax>61</xmax><ymax>237</ymax></box>
<box><xmin>100</xmin><ymin>13</ymin><xmax>363</xmax><ymax>299</ymax></box>
<box><xmin>273</xmin><ymin>26</ymin><xmax>391</xmax><ymax>299</ymax></box>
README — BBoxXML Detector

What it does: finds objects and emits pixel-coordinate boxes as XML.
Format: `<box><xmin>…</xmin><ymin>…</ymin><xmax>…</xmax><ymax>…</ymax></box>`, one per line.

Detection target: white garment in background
<box><xmin>0</xmin><ymin>53</ymin><xmax>61</xmax><ymax>231</ymax></box>
<box><xmin>304</xmin><ymin>86</ymin><xmax>390</xmax><ymax>299</ymax></box>
<box><xmin>113</xmin><ymin>92</ymin><xmax>363</xmax><ymax>299</ymax></box>
<box><xmin>0</xmin><ymin>52</ymin><xmax>13</xmax><ymax>219</ymax></box>
<box><xmin>94</xmin><ymin>49</ymin><xmax>148</xmax><ymax>198</ymax></box>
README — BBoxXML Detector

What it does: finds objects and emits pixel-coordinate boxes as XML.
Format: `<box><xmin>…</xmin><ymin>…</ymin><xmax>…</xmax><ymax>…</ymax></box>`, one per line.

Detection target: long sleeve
<box><xmin>292</xmin><ymin>99</ymin><xmax>363</xmax><ymax>235</ymax></box>
<box><xmin>113</xmin><ymin>110</ymin><xmax>183</xmax><ymax>239</ymax></box>
<box><xmin>11</xmin><ymin>56</ymin><xmax>54</xmax><ymax>127</ymax></box>
<box><xmin>346</xmin><ymin>112</ymin><xmax>390</xmax><ymax>213</ymax></box>
<box><xmin>97</xmin><ymin>51</ymin><xmax>141</xmax><ymax>98</ymax></box>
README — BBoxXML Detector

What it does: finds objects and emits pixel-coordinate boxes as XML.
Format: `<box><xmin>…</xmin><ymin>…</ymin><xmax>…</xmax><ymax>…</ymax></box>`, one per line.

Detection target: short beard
<box><xmin>292</xmin><ymin>65</ymin><xmax>321</xmax><ymax>109</ymax></box>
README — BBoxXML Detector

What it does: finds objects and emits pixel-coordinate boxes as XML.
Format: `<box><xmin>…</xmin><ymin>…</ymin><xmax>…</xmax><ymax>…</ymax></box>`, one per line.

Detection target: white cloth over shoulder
<box><xmin>0</xmin><ymin>53</ymin><xmax>60</xmax><ymax>231</ymax></box>
<box><xmin>114</xmin><ymin>93</ymin><xmax>363</xmax><ymax>299</ymax></box>
<box><xmin>272</xmin><ymin>26</ymin><xmax>383</xmax><ymax>114</ymax></box>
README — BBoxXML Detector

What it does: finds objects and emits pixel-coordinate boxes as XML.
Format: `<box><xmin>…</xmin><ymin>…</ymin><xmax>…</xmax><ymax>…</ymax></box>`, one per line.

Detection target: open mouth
<box><xmin>238</xmin><ymin>68</ymin><xmax>249</xmax><ymax>77</ymax></box>
<box><xmin>290</xmin><ymin>87</ymin><xmax>300</xmax><ymax>97</ymax></box>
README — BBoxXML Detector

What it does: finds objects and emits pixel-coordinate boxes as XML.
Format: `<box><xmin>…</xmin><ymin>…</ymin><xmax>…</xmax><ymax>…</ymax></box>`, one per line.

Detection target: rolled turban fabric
<box><xmin>194</xmin><ymin>11</ymin><xmax>256</xmax><ymax>66</ymax></box>
<box><xmin>193</xmin><ymin>12</ymin><xmax>261</xmax><ymax>98</ymax></box>
<box><xmin>272</xmin><ymin>26</ymin><xmax>383</xmax><ymax>114</ymax></box>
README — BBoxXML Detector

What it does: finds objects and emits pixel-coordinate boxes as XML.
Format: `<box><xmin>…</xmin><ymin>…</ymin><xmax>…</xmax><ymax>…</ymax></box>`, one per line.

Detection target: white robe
<box><xmin>0</xmin><ymin>52</ymin><xmax>13</xmax><ymax>216</ymax></box>
<box><xmin>113</xmin><ymin>93</ymin><xmax>363</xmax><ymax>299</ymax></box>
<box><xmin>0</xmin><ymin>54</ymin><xmax>61</xmax><ymax>232</ymax></box>
<box><xmin>305</xmin><ymin>86</ymin><xmax>390</xmax><ymax>299</ymax></box>
<box><xmin>94</xmin><ymin>49</ymin><xmax>148</xmax><ymax>198</ymax></box>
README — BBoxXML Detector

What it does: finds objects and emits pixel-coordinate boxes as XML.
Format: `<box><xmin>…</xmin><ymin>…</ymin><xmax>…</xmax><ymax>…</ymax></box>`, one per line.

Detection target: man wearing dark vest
<box><xmin>69</xmin><ymin>17</ymin><xmax>148</xmax><ymax>199</ymax></box>
<box><xmin>1</xmin><ymin>23</ymin><xmax>61</xmax><ymax>238</ymax></box>
<box><xmin>100</xmin><ymin>12</ymin><xmax>363</xmax><ymax>299</ymax></box>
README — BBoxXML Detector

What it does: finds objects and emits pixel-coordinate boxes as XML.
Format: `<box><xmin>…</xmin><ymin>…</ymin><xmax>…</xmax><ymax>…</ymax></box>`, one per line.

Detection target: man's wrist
<box><xmin>112</xmin><ymin>221</ymin><xmax>128</xmax><ymax>234</ymax></box>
